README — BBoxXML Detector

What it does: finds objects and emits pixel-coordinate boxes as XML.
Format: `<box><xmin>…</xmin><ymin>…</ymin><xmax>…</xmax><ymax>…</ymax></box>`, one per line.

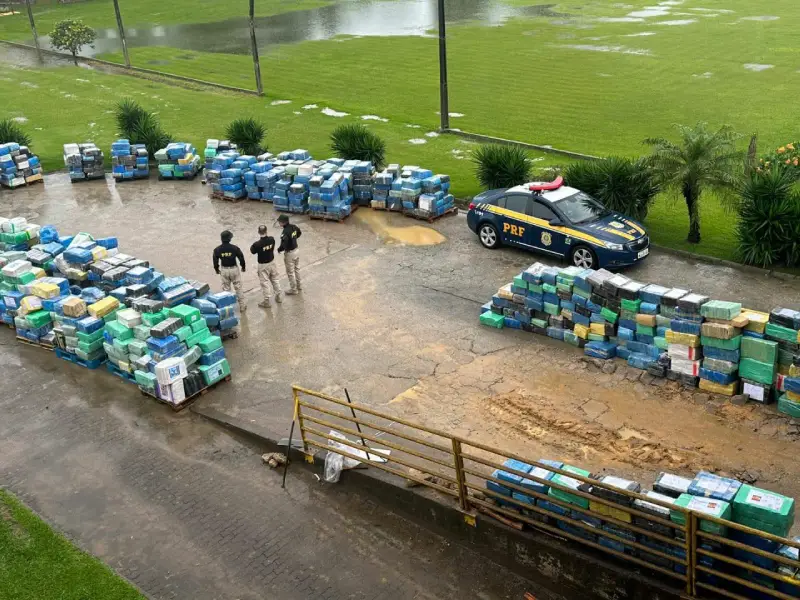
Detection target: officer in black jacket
<box><xmin>250</xmin><ymin>225</ymin><xmax>282</xmax><ymax>308</ymax></box>
<box><xmin>277</xmin><ymin>214</ymin><xmax>302</xmax><ymax>295</ymax></box>
<box><xmin>212</xmin><ymin>230</ymin><xmax>247</xmax><ymax>312</ymax></box>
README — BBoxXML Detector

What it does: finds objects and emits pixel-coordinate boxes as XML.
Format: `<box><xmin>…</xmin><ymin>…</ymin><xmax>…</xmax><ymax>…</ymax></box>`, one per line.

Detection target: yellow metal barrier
<box><xmin>288</xmin><ymin>385</ymin><xmax>800</xmax><ymax>599</ymax></box>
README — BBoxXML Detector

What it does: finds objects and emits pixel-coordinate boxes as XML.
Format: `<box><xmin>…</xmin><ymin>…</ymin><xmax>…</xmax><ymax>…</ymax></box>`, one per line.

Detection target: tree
<box><xmin>49</xmin><ymin>19</ymin><xmax>96</xmax><ymax>66</ymax></box>
<box><xmin>644</xmin><ymin>123</ymin><xmax>742</xmax><ymax>243</ymax></box>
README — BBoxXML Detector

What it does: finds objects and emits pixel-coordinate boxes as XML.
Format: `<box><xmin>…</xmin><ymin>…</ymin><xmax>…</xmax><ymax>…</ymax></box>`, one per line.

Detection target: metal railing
<box><xmin>289</xmin><ymin>385</ymin><xmax>800</xmax><ymax>599</ymax></box>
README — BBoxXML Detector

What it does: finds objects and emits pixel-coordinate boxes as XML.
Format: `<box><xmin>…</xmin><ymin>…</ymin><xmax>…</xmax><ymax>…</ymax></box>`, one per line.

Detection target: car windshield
<box><xmin>554</xmin><ymin>191</ymin><xmax>612</xmax><ymax>224</ymax></box>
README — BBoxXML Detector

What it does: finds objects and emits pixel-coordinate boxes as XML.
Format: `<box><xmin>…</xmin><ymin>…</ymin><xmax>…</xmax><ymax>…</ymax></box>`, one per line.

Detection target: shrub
<box><xmin>329</xmin><ymin>124</ymin><xmax>386</xmax><ymax>168</ymax></box>
<box><xmin>563</xmin><ymin>157</ymin><xmax>659</xmax><ymax>221</ymax></box>
<box><xmin>758</xmin><ymin>141</ymin><xmax>800</xmax><ymax>174</ymax></box>
<box><xmin>471</xmin><ymin>144</ymin><xmax>531</xmax><ymax>189</ymax></box>
<box><xmin>735</xmin><ymin>166</ymin><xmax>800</xmax><ymax>268</ymax></box>
<box><xmin>114</xmin><ymin>98</ymin><xmax>171</xmax><ymax>156</ymax></box>
<box><xmin>49</xmin><ymin>19</ymin><xmax>96</xmax><ymax>66</ymax></box>
<box><xmin>225</xmin><ymin>117</ymin><xmax>267</xmax><ymax>156</ymax></box>
<box><xmin>0</xmin><ymin>118</ymin><xmax>31</xmax><ymax>147</ymax></box>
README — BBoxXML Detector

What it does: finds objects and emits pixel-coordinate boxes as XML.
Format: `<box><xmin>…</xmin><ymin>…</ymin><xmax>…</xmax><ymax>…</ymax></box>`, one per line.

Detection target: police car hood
<box><xmin>578</xmin><ymin>212</ymin><xmax>646</xmax><ymax>243</ymax></box>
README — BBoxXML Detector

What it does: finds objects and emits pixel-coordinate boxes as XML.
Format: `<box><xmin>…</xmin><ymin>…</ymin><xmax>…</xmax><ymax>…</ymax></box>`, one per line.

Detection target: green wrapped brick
<box><xmin>766</xmin><ymin>322</ymin><xmax>797</xmax><ymax>344</ymax></box>
<box><xmin>127</xmin><ymin>339</ymin><xmax>147</xmax><ymax>356</ymax></box>
<box><xmin>530</xmin><ymin>318</ymin><xmax>548</xmax><ymax>329</ymax></box>
<box><xmin>26</xmin><ymin>310</ymin><xmax>51</xmax><ymax>328</ymax></box>
<box><xmin>142</xmin><ymin>309</ymin><xmax>169</xmax><ymax>327</ymax></box>
<box><xmin>700</xmin><ymin>300</ymin><xmax>742</xmax><ymax>321</ymax></box>
<box><xmin>544</xmin><ymin>302</ymin><xmax>560</xmax><ymax>316</ymax></box>
<box><xmin>655</xmin><ymin>336</ymin><xmax>668</xmax><ymax>350</ymax></box>
<box><xmin>76</xmin><ymin>347</ymin><xmax>105</xmax><ymax>362</ymax></box>
<box><xmin>133</xmin><ymin>324</ymin><xmax>150</xmax><ymax>341</ymax></box>
<box><xmin>105</xmin><ymin>320</ymin><xmax>133</xmax><ymax>341</ymax></box>
<box><xmin>174</xmin><ymin>325</ymin><xmax>192</xmax><ymax>342</ymax></box>
<box><xmin>739</xmin><ymin>358</ymin><xmax>776</xmax><ymax>386</ymax></box>
<box><xmin>587</xmin><ymin>333</ymin><xmax>607</xmax><ymax>342</ymax></box>
<box><xmin>701</xmin><ymin>335</ymin><xmax>741</xmax><ymax>350</ymax></box>
<box><xmin>103</xmin><ymin>308</ymin><xmax>120</xmax><ymax>324</ymax></box>
<box><xmin>636</xmin><ymin>324</ymin><xmax>656</xmax><ymax>337</ymax></box>
<box><xmin>732</xmin><ymin>484</ymin><xmax>795</xmax><ymax>538</ymax></box>
<box><xmin>190</xmin><ymin>319</ymin><xmax>209</xmax><ymax>334</ymax></box>
<box><xmin>741</xmin><ymin>337</ymin><xmax>778</xmax><ymax>364</ymax></box>
<box><xmin>77</xmin><ymin>328</ymin><xmax>105</xmax><ymax>344</ymax></box>
<box><xmin>778</xmin><ymin>394</ymin><xmax>800</xmax><ymax>418</ymax></box>
<box><xmin>671</xmin><ymin>494</ymin><xmax>731</xmax><ymax>535</ymax></box>
<box><xmin>78</xmin><ymin>337</ymin><xmax>104</xmax><ymax>354</ymax></box>
<box><xmin>513</xmin><ymin>276</ymin><xmax>527</xmax><ymax>290</ymax></box>
<box><xmin>198</xmin><ymin>335</ymin><xmax>223</xmax><ymax>353</ymax></box>
<box><xmin>601</xmin><ymin>307</ymin><xmax>618</xmax><ymax>324</ymax></box>
<box><xmin>572</xmin><ymin>286</ymin><xmax>589</xmax><ymax>299</ymax></box>
<box><xmin>169</xmin><ymin>304</ymin><xmax>202</xmax><ymax>325</ymax></box>
<box><xmin>134</xmin><ymin>369</ymin><xmax>157</xmax><ymax>390</ymax></box>
<box><xmin>656</xmin><ymin>315</ymin><xmax>671</xmax><ymax>329</ymax></box>
<box><xmin>779</xmin><ymin>347</ymin><xmax>795</xmax><ymax>366</ymax></box>
<box><xmin>480</xmin><ymin>312</ymin><xmax>504</xmax><ymax>329</ymax></box>
<box><xmin>564</xmin><ymin>331</ymin><xmax>581</xmax><ymax>347</ymax></box>
<box><xmin>198</xmin><ymin>358</ymin><xmax>231</xmax><ymax>386</ymax></box>
<box><xmin>556</xmin><ymin>282</ymin><xmax>572</xmax><ymax>293</ymax></box>
<box><xmin>542</xmin><ymin>283</ymin><xmax>557</xmax><ymax>294</ymax></box>
<box><xmin>112</xmin><ymin>337</ymin><xmax>132</xmax><ymax>354</ymax></box>
<box><xmin>548</xmin><ymin>465</ymin><xmax>591</xmax><ymax>509</ymax></box>
<box><xmin>17</xmin><ymin>271</ymin><xmax>35</xmax><ymax>285</ymax></box>
<box><xmin>621</xmin><ymin>298</ymin><xmax>642</xmax><ymax>312</ymax></box>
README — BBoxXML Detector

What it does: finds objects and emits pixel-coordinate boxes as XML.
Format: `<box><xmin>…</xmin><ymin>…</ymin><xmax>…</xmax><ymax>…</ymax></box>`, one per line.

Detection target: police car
<box><xmin>466</xmin><ymin>177</ymin><xmax>649</xmax><ymax>269</ymax></box>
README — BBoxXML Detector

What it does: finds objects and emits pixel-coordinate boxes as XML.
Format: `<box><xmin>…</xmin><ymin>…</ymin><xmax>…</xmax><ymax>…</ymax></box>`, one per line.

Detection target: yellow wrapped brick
<box><xmin>665</xmin><ymin>330</ymin><xmax>700</xmax><ymax>347</ymax></box>
<box><xmin>18</xmin><ymin>295</ymin><xmax>42</xmax><ymax>316</ymax></box>
<box><xmin>779</xmin><ymin>364</ymin><xmax>791</xmax><ymax>376</ymax></box>
<box><xmin>699</xmin><ymin>379</ymin><xmax>737</xmax><ymax>396</ymax></box>
<box><xmin>705</xmin><ymin>315</ymin><xmax>749</xmax><ymax>328</ymax></box>
<box><xmin>636</xmin><ymin>313</ymin><xmax>657</xmax><ymax>327</ymax></box>
<box><xmin>787</xmin><ymin>391</ymin><xmax>800</xmax><ymax>402</ymax></box>
<box><xmin>88</xmin><ymin>296</ymin><xmax>120</xmax><ymax>318</ymax></box>
<box><xmin>61</xmin><ymin>296</ymin><xmax>87</xmax><ymax>318</ymax></box>
<box><xmin>31</xmin><ymin>266</ymin><xmax>46</xmax><ymax>279</ymax></box>
<box><xmin>574</xmin><ymin>324</ymin><xmax>589</xmax><ymax>339</ymax></box>
<box><xmin>589</xmin><ymin>500</ymin><xmax>632</xmax><ymax>523</ymax></box>
<box><xmin>590</xmin><ymin>322</ymin><xmax>607</xmax><ymax>336</ymax></box>
<box><xmin>91</xmin><ymin>246</ymin><xmax>108</xmax><ymax>261</ymax></box>
<box><xmin>561</xmin><ymin>309</ymin><xmax>573</xmax><ymax>321</ymax></box>
<box><xmin>178</xmin><ymin>153</ymin><xmax>195</xmax><ymax>165</ymax></box>
<box><xmin>30</xmin><ymin>281</ymin><xmax>60</xmax><ymax>299</ymax></box>
<box><xmin>497</xmin><ymin>284</ymin><xmax>513</xmax><ymax>300</ymax></box>
<box><xmin>742</xmin><ymin>309</ymin><xmax>769</xmax><ymax>333</ymax></box>
<box><xmin>790</xmin><ymin>364</ymin><xmax>800</xmax><ymax>377</ymax></box>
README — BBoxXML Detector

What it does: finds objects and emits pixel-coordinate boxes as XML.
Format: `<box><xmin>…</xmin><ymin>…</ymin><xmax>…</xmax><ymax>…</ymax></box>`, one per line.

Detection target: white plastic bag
<box><xmin>324</xmin><ymin>451</ymin><xmax>344</xmax><ymax>483</ymax></box>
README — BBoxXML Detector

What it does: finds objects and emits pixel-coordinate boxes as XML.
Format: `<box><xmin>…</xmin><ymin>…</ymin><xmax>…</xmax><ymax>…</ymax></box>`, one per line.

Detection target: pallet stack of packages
<box><xmin>484</xmin><ymin>458</ymin><xmax>796</xmax><ymax>589</ymax></box>
<box><xmin>206</xmin><ymin>150</ymin><xmax>245</xmax><ymax>200</ymax></box>
<box><xmin>768</xmin><ymin>308</ymin><xmax>800</xmax><ymax>417</ymax></box>
<box><xmin>244</xmin><ymin>157</ymin><xmax>273</xmax><ymax>200</ymax></box>
<box><xmin>371</xmin><ymin>170</ymin><xmax>393</xmax><ymax>209</ymax></box>
<box><xmin>63</xmin><ymin>143</ymin><xmax>105</xmax><ymax>181</ymax></box>
<box><xmin>416</xmin><ymin>174</ymin><xmax>454</xmax><ymax>219</ymax></box>
<box><xmin>0</xmin><ymin>142</ymin><xmax>43</xmax><ymax>188</ymax></box>
<box><xmin>155</xmin><ymin>142</ymin><xmax>201</xmax><ymax>180</ymax></box>
<box><xmin>111</xmin><ymin>139</ymin><xmax>149</xmax><ymax>180</ymax></box>
<box><xmin>351</xmin><ymin>161</ymin><xmax>374</xmax><ymax>207</ymax></box>
<box><xmin>203</xmin><ymin>139</ymin><xmax>236</xmax><ymax>172</ymax></box>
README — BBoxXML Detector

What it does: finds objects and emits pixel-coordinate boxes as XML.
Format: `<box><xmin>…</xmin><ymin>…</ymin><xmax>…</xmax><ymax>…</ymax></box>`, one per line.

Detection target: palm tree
<box><xmin>644</xmin><ymin>123</ymin><xmax>742</xmax><ymax>243</ymax></box>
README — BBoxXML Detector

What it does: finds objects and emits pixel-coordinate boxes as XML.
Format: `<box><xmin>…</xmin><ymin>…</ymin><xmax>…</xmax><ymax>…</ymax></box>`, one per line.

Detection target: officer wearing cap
<box><xmin>212</xmin><ymin>229</ymin><xmax>247</xmax><ymax>312</ymax></box>
<box><xmin>250</xmin><ymin>224</ymin><xmax>282</xmax><ymax>308</ymax></box>
<box><xmin>276</xmin><ymin>214</ymin><xmax>302</xmax><ymax>295</ymax></box>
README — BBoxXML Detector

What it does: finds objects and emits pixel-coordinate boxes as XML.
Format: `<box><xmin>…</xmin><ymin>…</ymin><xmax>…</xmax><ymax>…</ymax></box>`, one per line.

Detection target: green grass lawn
<box><xmin>0</xmin><ymin>0</ymin><xmax>332</xmax><ymax>42</ymax></box>
<box><xmin>0</xmin><ymin>489</ymin><xmax>144</xmax><ymax>599</ymax></box>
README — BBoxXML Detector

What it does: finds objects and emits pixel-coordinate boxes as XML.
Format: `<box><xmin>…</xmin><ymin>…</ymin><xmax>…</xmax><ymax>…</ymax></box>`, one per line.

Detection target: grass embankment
<box><xmin>0</xmin><ymin>489</ymin><xmax>144</xmax><ymax>599</ymax></box>
<box><xmin>0</xmin><ymin>0</ymin><xmax>331</xmax><ymax>42</ymax></box>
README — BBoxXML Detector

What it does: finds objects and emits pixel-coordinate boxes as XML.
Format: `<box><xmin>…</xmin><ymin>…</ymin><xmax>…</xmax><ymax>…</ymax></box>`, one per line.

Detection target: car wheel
<box><xmin>571</xmin><ymin>245</ymin><xmax>596</xmax><ymax>269</ymax></box>
<box><xmin>478</xmin><ymin>223</ymin><xmax>500</xmax><ymax>249</ymax></box>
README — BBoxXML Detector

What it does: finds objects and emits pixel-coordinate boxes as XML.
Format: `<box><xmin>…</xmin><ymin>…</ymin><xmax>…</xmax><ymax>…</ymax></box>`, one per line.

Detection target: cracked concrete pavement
<box><xmin>3</xmin><ymin>174</ymin><xmax>800</xmax><ymax>536</ymax></box>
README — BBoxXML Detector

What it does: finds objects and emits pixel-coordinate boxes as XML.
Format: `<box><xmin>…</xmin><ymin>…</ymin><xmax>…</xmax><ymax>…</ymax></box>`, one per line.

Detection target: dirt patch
<box><xmin>354</xmin><ymin>210</ymin><xmax>446</xmax><ymax>246</ymax></box>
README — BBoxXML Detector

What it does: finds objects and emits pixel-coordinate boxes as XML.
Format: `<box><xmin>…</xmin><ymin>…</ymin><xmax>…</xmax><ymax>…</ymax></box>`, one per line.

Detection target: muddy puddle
<box><xmin>354</xmin><ymin>209</ymin><xmax>446</xmax><ymax>246</ymax></box>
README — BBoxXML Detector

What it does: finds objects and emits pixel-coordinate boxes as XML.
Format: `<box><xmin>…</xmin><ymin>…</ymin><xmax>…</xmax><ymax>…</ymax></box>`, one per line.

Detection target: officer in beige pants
<box><xmin>249</xmin><ymin>225</ymin><xmax>282</xmax><ymax>308</ymax></box>
<box><xmin>212</xmin><ymin>230</ymin><xmax>247</xmax><ymax>312</ymax></box>
<box><xmin>277</xmin><ymin>214</ymin><xmax>302</xmax><ymax>295</ymax></box>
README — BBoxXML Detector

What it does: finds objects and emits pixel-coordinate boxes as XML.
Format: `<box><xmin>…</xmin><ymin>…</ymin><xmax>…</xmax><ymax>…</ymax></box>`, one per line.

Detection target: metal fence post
<box><xmin>688</xmin><ymin>512</ymin><xmax>698</xmax><ymax>597</ymax></box>
<box><xmin>112</xmin><ymin>0</ymin><xmax>131</xmax><ymax>68</ymax></box>
<box><xmin>249</xmin><ymin>0</ymin><xmax>264</xmax><ymax>95</ymax></box>
<box><xmin>451</xmin><ymin>439</ymin><xmax>469</xmax><ymax>512</ymax></box>
<box><xmin>436</xmin><ymin>0</ymin><xmax>450</xmax><ymax>131</ymax></box>
<box><xmin>24</xmin><ymin>0</ymin><xmax>43</xmax><ymax>64</ymax></box>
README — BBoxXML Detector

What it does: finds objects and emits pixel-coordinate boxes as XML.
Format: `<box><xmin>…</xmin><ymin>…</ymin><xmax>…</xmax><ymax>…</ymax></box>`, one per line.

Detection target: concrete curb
<box><xmin>193</xmin><ymin>405</ymin><xmax>683</xmax><ymax>600</ymax></box>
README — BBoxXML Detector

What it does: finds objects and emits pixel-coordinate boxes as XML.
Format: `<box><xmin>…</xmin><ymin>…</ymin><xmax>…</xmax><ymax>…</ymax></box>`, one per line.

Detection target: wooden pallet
<box><xmin>15</xmin><ymin>336</ymin><xmax>54</xmax><ymax>351</ymax></box>
<box><xmin>308</xmin><ymin>211</ymin><xmax>351</xmax><ymax>223</ymax></box>
<box><xmin>141</xmin><ymin>374</ymin><xmax>232</xmax><ymax>412</ymax></box>
<box><xmin>1</xmin><ymin>179</ymin><xmax>43</xmax><ymax>189</ymax></box>
<box><xmin>107</xmin><ymin>362</ymin><xmax>136</xmax><ymax>383</ymax></box>
<box><xmin>158</xmin><ymin>172</ymin><xmax>199</xmax><ymax>182</ymax></box>
<box><xmin>69</xmin><ymin>174</ymin><xmax>106</xmax><ymax>183</ymax></box>
<box><xmin>210</xmin><ymin>191</ymin><xmax>246</xmax><ymax>203</ymax></box>
<box><xmin>403</xmin><ymin>206</ymin><xmax>458</xmax><ymax>223</ymax></box>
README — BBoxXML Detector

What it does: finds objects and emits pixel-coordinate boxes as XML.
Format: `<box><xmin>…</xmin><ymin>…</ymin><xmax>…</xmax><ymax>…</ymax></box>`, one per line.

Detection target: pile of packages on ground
<box><xmin>0</xmin><ymin>215</ymin><xmax>238</xmax><ymax>408</ymax></box>
<box><xmin>372</xmin><ymin>165</ymin><xmax>454</xmax><ymax>219</ymax></box>
<box><xmin>481</xmin><ymin>263</ymin><xmax>800</xmax><ymax>416</ymax></box>
<box><xmin>0</xmin><ymin>142</ymin><xmax>43</xmax><ymax>188</ymax></box>
<box><xmin>111</xmin><ymin>139</ymin><xmax>149</xmax><ymax>180</ymax></box>
<box><xmin>155</xmin><ymin>142</ymin><xmax>201</xmax><ymax>180</ymax></box>
<box><xmin>487</xmin><ymin>459</ymin><xmax>798</xmax><ymax>593</ymax></box>
<box><xmin>203</xmin><ymin>139</ymin><xmax>237</xmax><ymax>173</ymax></box>
<box><xmin>63</xmin><ymin>142</ymin><xmax>104</xmax><ymax>181</ymax></box>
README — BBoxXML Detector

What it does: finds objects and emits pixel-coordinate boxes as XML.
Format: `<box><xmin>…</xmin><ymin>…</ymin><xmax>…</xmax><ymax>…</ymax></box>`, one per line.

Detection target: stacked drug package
<box><xmin>697</xmin><ymin>300</ymin><xmax>742</xmax><ymax>396</ymax></box>
<box><xmin>206</xmin><ymin>150</ymin><xmax>245</xmax><ymax>200</ymax></box>
<box><xmin>286</xmin><ymin>160</ymin><xmax>312</xmax><ymax>213</ymax></box>
<box><xmin>415</xmin><ymin>174</ymin><xmax>454</xmax><ymax>219</ymax></box>
<box><xmin>0</xmin><ymin>142</ymin><xmax>43</xmax><ymax>188</ymax></box>
<box><xmin>245</xmin><ymin>158</ymin><xmax>273</xmax><ymax>200</ymax></box>
<box><xmin>769</xmin><ymin>308</ymin><xmax>800</xmax><ymax>417</ymax></box>
<box><xmin>371</xmin><ymin>170</ymin><xmax>394</xmax><ymax>209</ymax></box>
<box><xmin>351</xmin><ymin>161</ymin><xmax>374</xmax><ymax>206</ymax></box>
<box><xmin>155</xmin><ymin>142</ymin><xmax>201</xmax><ymax>180</ymax></box>
<box><xmin>110</xmin><ymin>139</ymin><xmax>149</xmax><ymax>180</ymax></box>
<box><xmin>203</xmin><ymin>139</ymin><xmax>236</xmax><ymax>172</ymax></box>
<box><xmin>399</xmin><ymin>167</ymin><xmax>427</xmax><ymax>213</ymax></box>
<box><xmin>63</xmin><ymin>142</ymin><xmax>104</xmax><ymax>181</ymax></box>
<box><xmin>0</xmin><ymin>216</ymin><xmax>42</xmax><ymax>253</ymax></box>
<box><xmin>662</xmin><ymin>288</ymin><xmax>701</xmax><ymax>387</ymax></box>
<box><xmin>54</xmin><ymin>293</ymin><xmax>108</xmax><ymax>368</ymax></box>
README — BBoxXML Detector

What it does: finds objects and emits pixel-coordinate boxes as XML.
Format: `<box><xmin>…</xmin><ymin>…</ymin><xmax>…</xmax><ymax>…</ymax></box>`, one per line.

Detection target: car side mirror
<box><xmin>548</xmin><ymin>218</ymin><xmax>562</xmax><ymax>227</ymax></box>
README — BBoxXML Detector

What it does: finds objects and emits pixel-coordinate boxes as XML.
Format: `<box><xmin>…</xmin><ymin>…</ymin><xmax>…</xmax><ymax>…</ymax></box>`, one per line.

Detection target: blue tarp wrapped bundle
<box><xmin>156</xmin><ymin>142</ymin><xmax>200</xmax><ymax>180</ymax></box>
<box><xmin>0</xmin><ymin>142</ymin><xmax>43</xmax><ymax>188</ymax></box>
<box><xmin>110</xmin><ymin>139</ymin><xmax>149</xmax><ymax>180</ymax></box>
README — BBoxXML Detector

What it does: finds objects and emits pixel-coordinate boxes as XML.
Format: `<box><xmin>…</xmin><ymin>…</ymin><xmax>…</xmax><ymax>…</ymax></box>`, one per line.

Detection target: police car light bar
<box><xmin>529</xmin><ymin>177</ymin><xmax>563</xmax><ymax>191</ymax></box>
